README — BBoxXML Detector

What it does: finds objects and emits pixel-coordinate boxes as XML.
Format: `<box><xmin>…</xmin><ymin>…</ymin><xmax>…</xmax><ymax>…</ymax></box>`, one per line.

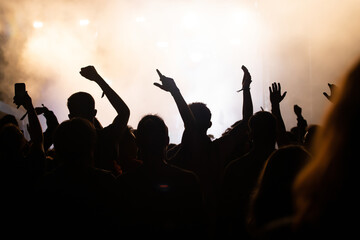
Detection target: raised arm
<box><xmin>237</xmin><ymin>65</ymin><xmax>253</xmax><ymax>122</ymax></box>
<box><xmin>323</xmin><ymin>83</ymin><xmax>338</xmax><ymax>102</ymax></box>
<box><xmin>35</xmin><ymin>104</ymin><xmax>59</xmax><ymax>152</ymax></box>
<box><xmin>13</xmin><ymin>87</ymin><xmax>46</xmax><ymax>178</ymax></box>
<box><xmin>293</xmin><ymin>104</ymin><xmax>307</xmax><ymax>144</ymax></box>
<box><xmin>80</xmin><ymin>65</ymin><xmax>130</xmax><ymax>129</ymax></box>
<box><xmin>14</xmin><ymin>91</ymin><xmax>44</xmax><ymax>149</ymax></box>
<box><xmin>269</xmin><ymin>82</ymin><xmax>288</xmax><ymax>147</ymax></box>
<box><xmin>154</xmin><ymin>69</ymin><xmax>196</xmax><ymax>130</ymax></box>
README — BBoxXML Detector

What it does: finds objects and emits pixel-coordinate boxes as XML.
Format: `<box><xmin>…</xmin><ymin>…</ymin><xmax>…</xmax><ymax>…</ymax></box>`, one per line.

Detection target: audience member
<box><xmin>218</xmin><ymin>110</ymin><xmax>277</xmax><ymax>239</ymax></box>
<box><xmin>34</xmin><ymin>118</ymin><xmax>127</xmax><ymax>236</ymax></box>
<box><xmin>292</xmin><ymin>59</ymin><xmax>360</xmax><ymax>239</ymax></box>
<box><xmin>154</xmin><ymin>67</ymin><xmax>251</xmax><ymax>235</ymax></box>
<box><xmin>2</xmin><ymin>52</ymin><xmax>357</xmax><ymax>240</ymax></box>
<box><xmin>117</xmin><ymin>114</ymin><xmax>205</xmax><ymax>239</ymax></box>
<box><xmin>247</xmin><ymin>145</ymin><xmax>310</xmax><ymax>239</ymax></box>
<box><xmin>67</xmin><ymin>65</ymin><xmax>130</xmax><ymax>176</ymax></box>
<box><xmin>1</xmin><ymin>89</ymin><xmax>45</xmax><ymax>235</ymax></box>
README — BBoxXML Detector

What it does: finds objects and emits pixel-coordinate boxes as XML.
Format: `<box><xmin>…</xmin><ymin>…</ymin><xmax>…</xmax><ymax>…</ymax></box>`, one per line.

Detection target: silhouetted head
<box><xmin>118</xmin><ymin>126</ymin><xmax>138</xmax><ymax>163</ymax></box>
<box><xmin>0</xmin><ymin>123</ymin><xmax>27</xmax><ymax>159</ymax></box>
<box><xmin>136</xmin><ymin>114</ymin><xmax>169</xmax><ymax>159</ymax></box>
<box><xmin>67</xmin><ymin>92</ymin><xmax>97</xmax><ymax>122</ymax></box>
<box><xmin>249</xmin><ymin>145</ymin><xmax>310</xmax><ymax>229</ymax></box>
<box><xmin>248</xmin><ymin>111</ymin><xmax>277</xmax><ymax>146</ymax></box>
<box><xmin>53</xmin><ymin>118</ymin><xmax>97</xmax><ymax>167</ymax></box>
<box><xmin>188</xmin><ymin>102</ymin><xmax>212</xmax><ymax>134</ymax></box>
<box><xmin>303</xmin><ymin>124</ymin><xmax>320</xmax><ymax>153</ymax></box>
<box><xmin>0</xmin><ymin>114</ymin><xmax>19</xmax><ymax>130</ymax></box>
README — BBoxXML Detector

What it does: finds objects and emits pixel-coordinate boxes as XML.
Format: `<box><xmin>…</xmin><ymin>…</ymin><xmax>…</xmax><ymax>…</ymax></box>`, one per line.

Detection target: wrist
<box><xmin>271</xmin><ymin>103</ymin><xmax>280</xmax><ymax>110</ymax></box>
<box><xmin>170</xmin><ymin>87</ymin><xmax>180</xmax><ymax>95</ymax></box>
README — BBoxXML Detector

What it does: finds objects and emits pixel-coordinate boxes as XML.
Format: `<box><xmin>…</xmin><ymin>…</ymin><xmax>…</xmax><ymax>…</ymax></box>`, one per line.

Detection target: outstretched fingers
<box><xmin>156</xmin><ymin>69</ymin><xmax>164</xmax><ymax>78</ymax></box>
<box><xmin>154</xmin><ymin>69</ymin><xmax>165</xmax><ymax>90</ymax></box>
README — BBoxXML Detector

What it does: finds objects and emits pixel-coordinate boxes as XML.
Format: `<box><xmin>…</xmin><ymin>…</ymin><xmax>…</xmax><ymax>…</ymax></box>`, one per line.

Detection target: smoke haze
<box><xmin>1</xmin><ymin>0</ymin><xmax>360</xmax><ymax>143</ymax></box>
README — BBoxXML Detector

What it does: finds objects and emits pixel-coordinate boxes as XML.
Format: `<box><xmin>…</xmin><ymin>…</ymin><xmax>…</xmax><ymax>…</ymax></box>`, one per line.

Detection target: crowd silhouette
<box><xmin>1</xmin><ymin>57</ymin><xmax>359</xmax><ymax>239</ymax></box>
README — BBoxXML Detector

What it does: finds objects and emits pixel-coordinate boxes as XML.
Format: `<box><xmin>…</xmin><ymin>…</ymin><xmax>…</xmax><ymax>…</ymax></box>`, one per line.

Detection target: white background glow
<box><xmin>1</xmin><ymin>0</ymin><xmax>360</xmax><ymax>144</ymax></box>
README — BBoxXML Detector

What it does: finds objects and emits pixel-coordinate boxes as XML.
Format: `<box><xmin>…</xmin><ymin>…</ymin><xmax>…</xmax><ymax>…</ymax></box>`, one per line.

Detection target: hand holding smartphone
<box><xmin>14</xmin><ymin>83</ymin><xmax>26</xmax><ymax>108</ymax></box>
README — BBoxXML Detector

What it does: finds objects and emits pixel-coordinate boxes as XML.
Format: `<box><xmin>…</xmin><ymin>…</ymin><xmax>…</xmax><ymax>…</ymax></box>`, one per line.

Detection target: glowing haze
<box><xmin>1</xmin><ymin>0</ymin><xmax>360</xmax><ymax>143</ymax></box>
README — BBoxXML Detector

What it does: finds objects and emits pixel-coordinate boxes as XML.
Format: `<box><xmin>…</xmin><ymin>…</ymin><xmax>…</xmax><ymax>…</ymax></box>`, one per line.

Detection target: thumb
<box><xmin>154</xmin><ymin>82</ymin><xmax>165</xmax><ymax>90</ymax></box>
<box><xmin>323</xmin><ymin>92</ymin><xmax>330</xmax><ymax>99</ymax></box>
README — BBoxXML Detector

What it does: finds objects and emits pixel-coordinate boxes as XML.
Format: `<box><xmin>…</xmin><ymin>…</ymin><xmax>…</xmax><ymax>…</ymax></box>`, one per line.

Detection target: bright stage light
<box><xmin>135</xmin><ymin>16</ymin><xmax>146</xmax><ymax>22</ymax></box>
<box><xmin>156</xmin><ymin>41</ymin><xmax>168</xmax><ymax>48</ymax></box>
<box><xmin>33</xmin><ymin>21</ymin><xmax>43</xmax><ymax>28</ymax></box>
<box><xmin>189</xmin><ymin>52</ymin><xmax>203</xmax><ymax>63</ymax></box>
<box><xmin>182</xmin><ymin>13</ymin><xmax>199</xmax><ymax>29</ymax></box>
<box><xmin>79</xmin><ymin>19</ymin><xmax>89</xmax><ymax>26</ymax></box>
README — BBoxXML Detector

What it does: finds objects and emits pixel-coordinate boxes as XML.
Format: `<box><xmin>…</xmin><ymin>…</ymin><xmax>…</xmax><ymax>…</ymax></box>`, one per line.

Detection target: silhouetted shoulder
<box><xmin>224</xmin><ymin>152</ymin><xmax>251</xmax><ymax>175</ymax></box>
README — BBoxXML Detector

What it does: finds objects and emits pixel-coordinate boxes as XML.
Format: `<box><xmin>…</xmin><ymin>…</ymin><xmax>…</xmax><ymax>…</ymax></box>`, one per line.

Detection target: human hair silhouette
<box><xmin>136</xmin><ymin>114</ymin><xmax>169</xmax><ymax>158</ymax></box>
<box><xmin>0</xmin><ymin>123</ymin><xmax>27</xmax><ymax>163</ymax></box>
<box><xmin>292</xmin><ymin>58</ymin><xmax>360</xmax><ymax>239</ymax></box>
<box><xmin>67</xmin><ymin>91</ymin><xmax>97</xmax><ymax>122</ymax></box>
<box><xmin>53</xmin><ymin>118</ymin><xmax>96</xmax><ymax>167</ymax></box>
<box><xmin>302</xmin><ymin>124</ymin><xmax>320</xmax><ymax>154</ymax></box>
<box><xmin>188</xmin><ymin>102</ymin><xmax>212</xmax><ymax>134</ymax></box>
<box><xmin>247</xmin><ymin>145</ymin><xmax>310</xmax><ymax>239</ymax></box>
<box><xmin>117</xmin><ymin>126</ymin><xmax>141</xmax><ymax>175</ymax></box>
<box><xmin>248</xmin><ymin>111</ymin><xmax>277</xmax><ymax>146</ymax></box>
<box><xmin>0</xmin><ymin>114</ymin><xmax>19</xmax><ymax>129</ymax></box>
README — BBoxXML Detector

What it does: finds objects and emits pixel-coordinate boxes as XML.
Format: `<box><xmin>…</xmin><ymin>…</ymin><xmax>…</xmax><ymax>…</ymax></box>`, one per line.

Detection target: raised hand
<box><xmin>80</xmin><ymin>65</ymin><xmax>101</xmax><ymax>82</ymax></box>
<box><xmin>237</xmin><ymin>65</ymin><xmax>252</xmax><ymax>92</ymax></box>
<box><xmin>35</xmin><ymin>104</ymin><xmax>49</xmax><ymax>115</ymax></box>
<box><xmin>269</xmin><ymin>82</ymin><xmax>287</xmax><ymax>105</ymax></box>
<box><xmin>323</xmin><ymin>83</ymin><xmax>338</xmax><ymax>102</ymax></box>
<box><xmin>154</xmin><ymin>69</ymin><xmax>179</xmax><ymax>93</ymax></box>
<box><xmin>294</xmin><ymin>104</ymin><xmax>302</xmax><ymax>117</ymax></box>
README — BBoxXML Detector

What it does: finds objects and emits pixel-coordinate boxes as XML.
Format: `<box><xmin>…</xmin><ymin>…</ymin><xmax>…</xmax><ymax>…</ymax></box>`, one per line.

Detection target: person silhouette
<box><xmin>269</xmin><ymin>82</ymin><xmax>289</xmax><ymax>147</ymax></box>
<box><xmin>292</xmin><ymin>58</ymin><xmax>360</xmax><ymax>239</ymax></box>
<box><xmin>116</xmin><ymin>125</ymin><xmax>142</xmax><ymax>175</ymax></box>
<box><xmin>0</xmin><ymin>114</ymin><xmax>19</xmax><ymax>129</ymax></box>
<box><xmin>1</xmin><ymin>88</ymin><xmax>45</xmax><ymax>236</ymax></box>
<box><xmin>154</xmin><ymin>67</ymin><xmax>251</xmax><ymax>234</ymax></box>
<box><xmin>247</xmin><ymin>145</ymin><xmax>311</xmax><ymax>239</ymax></box>
<box><xmin>218</xmin><ymin>110</ymin><xmax>277</xmax><ymax>240</ymax></box>
<box><xmin>117</xmin><ymin>114</ymin><xmax>205</xmax><ymax>239</ymax></box>
<box><xmin>66</xmin><ymin>65</ymin><xmax>130</xmax><ymax>176</ymax></box>
<box><xmin>34</xmin><ymin>117</ymin><xmax>126</xmax><ymax>236</ymax></box>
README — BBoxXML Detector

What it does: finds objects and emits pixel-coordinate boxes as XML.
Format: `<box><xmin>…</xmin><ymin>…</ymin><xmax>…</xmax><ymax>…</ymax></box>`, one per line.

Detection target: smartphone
<box><xmin>14</xmin><ymin>83</ymin><xmax>26</xmax><ymax>108</ymax></box>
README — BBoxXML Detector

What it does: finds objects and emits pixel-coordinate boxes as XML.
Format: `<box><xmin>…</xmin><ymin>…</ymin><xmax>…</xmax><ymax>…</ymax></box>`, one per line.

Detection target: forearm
<box><xmin>271</xmin><ymin>103</ymin><xmax>288</xmax><ymax>146</ymax></box>
<box><xmin>271</xmin><ymin>104</ymin><xmax>286</xmax><ymax>132</ymax></box>
<box><xmin>95</xmin><ymin>76</ymin><xmax>130</xmax><ymax>121</ymax></box>
<box><xmin>242</xmin><ymin>88</ymin><xmax>253</xmax><ymax>122</ymax></box>
<box><xmin>42</xmin><ymin>111</ymin><xmax>59</xmax><ymax>151</ymax></box>
<box><xmin>25</xmin><ymin>103</ymin><xmax>44</xmax><ymax>147</ymax></box>
<box><xmin>296</xmin><ymin>116</ymin><xmax>307</xmax><ymax>143</ymax></box>
<box><xmin>170</xmin><ymin>89</ymin><xmax>196</xmax><ymax>130</ymax></box>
